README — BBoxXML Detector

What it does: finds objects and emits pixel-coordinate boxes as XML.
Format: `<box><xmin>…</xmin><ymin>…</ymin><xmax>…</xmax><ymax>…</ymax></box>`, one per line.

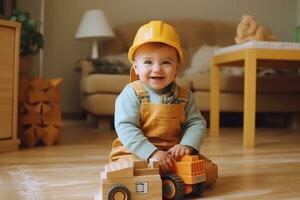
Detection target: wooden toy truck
<box><xmin>96</xmin><ymin>155</ymin><xmax>206</xmax><ymax>200</ymax></box>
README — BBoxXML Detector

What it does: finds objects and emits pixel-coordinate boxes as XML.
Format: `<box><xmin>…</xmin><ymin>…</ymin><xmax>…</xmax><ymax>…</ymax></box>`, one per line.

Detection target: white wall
<box><xmin>17</xmin><ymin>0</ymin><xmax>42</xmax><ymax>77</ymax></box>
<box><xmin>18</xmin><ymin>0</ymin><xmax>298</xmax><ymax>114</ymax></box>
<box><xmin>298</xmin><ymin>0</ymin><xmax>300</xmax><ymax>25</ymax></box>
<box><xmin>101</xmin><ymin>0</ymin><xmax>297</xmax><ymax>41</ymax></box>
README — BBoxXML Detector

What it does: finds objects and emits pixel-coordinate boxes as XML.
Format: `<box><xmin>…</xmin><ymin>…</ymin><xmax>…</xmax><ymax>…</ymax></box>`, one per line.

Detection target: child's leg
<box><xmin>199</xmin><ymin>154</ymin><xmax>218</xmax><ymax>189</ymax></box>
<box><xmin>109</xmin><ymin>145</ymin><xmax>140</xmax><ymax>162</ymax></box>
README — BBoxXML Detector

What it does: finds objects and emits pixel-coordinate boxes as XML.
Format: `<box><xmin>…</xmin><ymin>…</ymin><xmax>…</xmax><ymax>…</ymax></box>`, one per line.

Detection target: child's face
<box><xmin>133</xmin><ymin>43</ymin><xmax>179</xmax><ymax>90</ymax></box>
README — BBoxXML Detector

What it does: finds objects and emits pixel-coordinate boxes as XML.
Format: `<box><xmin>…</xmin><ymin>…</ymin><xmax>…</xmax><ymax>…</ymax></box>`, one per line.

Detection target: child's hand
<box><xmin>150</xmin><ymin>150</ymin><xmax>175</xmax><ymax>174</ymax></box>
<box><xmin>168</xmin><ymin>144</ymin><xmax>192</xmax><ymax>160</ymax></box>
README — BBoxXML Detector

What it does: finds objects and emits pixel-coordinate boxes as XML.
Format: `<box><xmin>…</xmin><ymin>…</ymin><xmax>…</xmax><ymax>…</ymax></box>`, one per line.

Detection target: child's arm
<box><xmin>180</xmin><ymin>91</ymin><xmax>207</xmax><ymax>153</ymax></box>
<box><xmin>114</xmin><ymin>84</ymin><xmax>158</xmax><ymax>160</ymax></box>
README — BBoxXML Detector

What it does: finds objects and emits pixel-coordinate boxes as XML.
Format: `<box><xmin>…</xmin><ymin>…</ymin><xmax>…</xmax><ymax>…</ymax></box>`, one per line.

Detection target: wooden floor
<box><xmin>0</xmin><ymin>121</ymin><xmax>300</xmax><ymax>200</ymax></box>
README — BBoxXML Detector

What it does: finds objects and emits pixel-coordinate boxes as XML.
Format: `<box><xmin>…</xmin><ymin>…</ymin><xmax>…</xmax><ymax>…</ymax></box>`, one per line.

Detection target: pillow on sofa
<box><xmin>104</xmin><ymin>53</ymin><xmax>131</xmax><ymax>67</ymax></box>
<box><xmin>184</xmin><ymin>45</ymin><xmax>245</xmax><ymax>76</ymax></box>
<box><xmin>91</xmin><ymin>53</ymin><xmax>131</xmax><ymax>74</ymax></box>
<box><xmin>184</xmin><ymin>45</ymin><xmax>217</xmax><ymax>75</ymax></box>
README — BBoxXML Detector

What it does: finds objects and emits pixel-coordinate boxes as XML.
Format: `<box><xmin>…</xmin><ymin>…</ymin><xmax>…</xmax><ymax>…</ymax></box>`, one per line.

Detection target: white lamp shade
<box><xmin>75</xmin><ymin>9</ymin><xmax>115</xmax><ymax>39</ymax></box>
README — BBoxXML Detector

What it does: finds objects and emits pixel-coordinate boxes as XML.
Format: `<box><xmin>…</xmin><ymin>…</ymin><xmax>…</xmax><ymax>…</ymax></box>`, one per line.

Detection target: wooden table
<box><xmin>209</xmin><ymin>41</ymin><xmax>300</xmax><ymax>148</ymax></box>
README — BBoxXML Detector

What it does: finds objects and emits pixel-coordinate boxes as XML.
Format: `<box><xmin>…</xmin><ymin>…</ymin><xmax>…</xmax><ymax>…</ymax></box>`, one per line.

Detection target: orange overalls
<box><xmin>109</xmin><ymin>80</ymin><xmax>218</xmax><ymax>188</ymax></box>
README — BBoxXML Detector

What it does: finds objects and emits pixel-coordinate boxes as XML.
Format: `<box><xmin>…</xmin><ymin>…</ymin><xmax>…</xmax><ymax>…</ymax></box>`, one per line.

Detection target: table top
<box><xmin>215</xmin><ymin>40</ymin><xmax>300</xmax><ymax>56</ymax></box>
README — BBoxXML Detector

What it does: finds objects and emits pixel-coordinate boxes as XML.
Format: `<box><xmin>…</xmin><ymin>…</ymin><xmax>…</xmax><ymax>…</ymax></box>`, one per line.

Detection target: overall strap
<box><xmin>177</xmin><ymin>86</ymin><xmax>189</xmax><ymax>103</ymax></box>
<box><xmin>130</xmin><ymin>81</ymin><xmax>149</xmax><ymax>102</ymax></box>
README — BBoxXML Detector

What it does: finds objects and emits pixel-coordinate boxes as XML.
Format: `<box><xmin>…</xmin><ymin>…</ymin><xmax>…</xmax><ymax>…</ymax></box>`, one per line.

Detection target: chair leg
<box><xmin>86</xmin><ymin>113</ymin><xmax>113</xmax><ymax>131</ymax></box>
<box><xmin>86</xmin><ymin>113</ymin><xmax>97</xmax><ymax>125</ymax></box>
<box><xmin>97</xmin><ymin>118</ymin><xmax>113</xmax><ymax>131</ymax></box>
<box><xmin>290</xmin><ymin>113</ymin><xmax>300</xmax><ymax>130</ymax></box>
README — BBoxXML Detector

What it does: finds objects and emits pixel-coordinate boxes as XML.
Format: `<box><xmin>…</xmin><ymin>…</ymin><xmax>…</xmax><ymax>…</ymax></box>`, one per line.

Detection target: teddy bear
<box><xmin>235</xmin><ymin>15</ymin><xmax>277</xmax><ymax>44</ymax></box>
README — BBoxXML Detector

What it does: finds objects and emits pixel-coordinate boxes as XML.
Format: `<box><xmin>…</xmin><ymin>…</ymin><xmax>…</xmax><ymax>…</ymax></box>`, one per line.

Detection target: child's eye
<box><xmin>144</xmin><ymin>60</ymin><xmax>152</xmax><ymax>65</ymax></box>
<box><xmin>162</xmin><ymin>60</ymin><xmax>172</xmax><ymax>65</ymax></box>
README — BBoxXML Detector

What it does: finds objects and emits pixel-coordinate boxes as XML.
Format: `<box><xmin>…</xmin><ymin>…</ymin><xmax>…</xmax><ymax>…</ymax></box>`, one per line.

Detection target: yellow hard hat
<box><xmin>128</xmin><ymin>20</ymin><xmax>183</xmax><ymax>82</ymax></box>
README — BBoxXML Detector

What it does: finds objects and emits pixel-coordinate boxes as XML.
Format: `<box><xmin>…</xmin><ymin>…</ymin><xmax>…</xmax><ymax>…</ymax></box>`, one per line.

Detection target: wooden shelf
<box><xmin>0</xmin><ymin>19</ymin><xmax>21</xmax><ymax>152</ymax></box>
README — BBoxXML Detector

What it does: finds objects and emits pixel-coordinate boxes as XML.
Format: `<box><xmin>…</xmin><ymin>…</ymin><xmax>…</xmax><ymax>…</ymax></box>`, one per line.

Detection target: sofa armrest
<box><xmin>74</xmin><ymin>59</ymin><xmax>95</xmax><ymax>77</ymax></box>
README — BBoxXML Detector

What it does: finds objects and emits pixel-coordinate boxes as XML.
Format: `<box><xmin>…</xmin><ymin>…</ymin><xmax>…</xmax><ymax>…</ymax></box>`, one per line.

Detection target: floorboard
<box><xmin>0</xmin><ymin>121</ymin><xmax>299</xmax><ymax>200</ymax></box>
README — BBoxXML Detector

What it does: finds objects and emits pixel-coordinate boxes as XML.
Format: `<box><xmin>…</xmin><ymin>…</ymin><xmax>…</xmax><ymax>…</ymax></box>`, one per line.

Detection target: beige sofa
<box><xmin>76</xmin><ymin>19</ymin><xmax>300</xmax><ymax>128</ymax></box>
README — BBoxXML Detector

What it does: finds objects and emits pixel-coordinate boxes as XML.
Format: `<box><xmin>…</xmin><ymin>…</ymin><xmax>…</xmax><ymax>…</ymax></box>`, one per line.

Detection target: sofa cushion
<box><xmin>188</xmin><ymin>74</ymin><xmax>300</xmax><ymax>93</ymax></box>
<box><xmin>81</xmin><ymin>74</ymin><xmax>192</xmax><ymax>94</ymax></box>
<box><xmin>81</xmin><ymin>94</ymin><xmax>117</xmax><ymax>115</ymax></box>
<box><xmin>80</xmin><ymin>74</ymin><xmax>129</xmax><ymax>93</ymax></box>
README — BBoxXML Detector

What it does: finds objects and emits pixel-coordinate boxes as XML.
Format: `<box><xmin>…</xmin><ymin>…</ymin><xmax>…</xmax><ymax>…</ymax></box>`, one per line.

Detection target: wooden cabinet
<box><xmin>0</xmin><ymin>19</ymin><xmax>20</xmax><ymax>152</ymax></box>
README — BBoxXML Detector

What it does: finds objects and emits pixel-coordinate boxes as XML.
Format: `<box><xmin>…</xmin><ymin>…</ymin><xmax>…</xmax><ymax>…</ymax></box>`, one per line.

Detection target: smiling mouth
<box><xmin>150</xmin><ymin>77</ymin><xmax>165</xmax><ymax>81</ymax></box>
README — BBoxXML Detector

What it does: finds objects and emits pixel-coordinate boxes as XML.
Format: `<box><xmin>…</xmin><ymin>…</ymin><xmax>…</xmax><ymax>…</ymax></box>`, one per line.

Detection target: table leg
<box><xmin>243</xmin><ymin>49</ymin><xmax>257</xmax><ymax>148</ymax></box>
<box><xmin>210</xmin><ymin>59</ymin><xmax>220</xmax><ymax>136</ymax></box>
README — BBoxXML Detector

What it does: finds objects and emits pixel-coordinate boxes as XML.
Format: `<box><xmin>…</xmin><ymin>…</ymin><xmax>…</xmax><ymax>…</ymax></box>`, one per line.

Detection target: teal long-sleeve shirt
<box><xmin>114</xmin><ymin>81</ymin><xmax>206</xmax><ymax>160</ymax></box>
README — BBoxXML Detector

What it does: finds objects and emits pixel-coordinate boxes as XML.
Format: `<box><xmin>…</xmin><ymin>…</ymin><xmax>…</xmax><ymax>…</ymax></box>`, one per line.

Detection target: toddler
<box><xmin>109</xmin><ymin>20</ymin><xmax>218</xmax><ymax>188</ymax></box>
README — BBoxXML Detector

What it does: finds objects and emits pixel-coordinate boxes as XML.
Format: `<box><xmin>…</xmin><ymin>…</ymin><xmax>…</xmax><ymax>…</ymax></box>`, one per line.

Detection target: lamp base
<box><xmin>91</xmin><ymin>39</ymin><xmax>99</xmax><ymax>59</ymax></box>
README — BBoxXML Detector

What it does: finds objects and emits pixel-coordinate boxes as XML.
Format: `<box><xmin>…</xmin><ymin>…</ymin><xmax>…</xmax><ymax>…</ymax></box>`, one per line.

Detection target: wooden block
<box><xmin>133</xmin><ymin>160</ymin><xmax>148</xmax><ymax>169</ymax></box>
<box><xmin>42</xmin><ymin>105</ymin><xmax>62</xmax><ymax>126</ymax></box>
<box><xmin>46</xmin><ymin>87</ymin><xmax>61</xmax><ymax>104</ymax></box>
<box><xmin>105</xmin><ymin>158</ymin><xmax>134</xmax><ymax>178</ymax></box>
<box><xmin>25</xmin><ymin>103</ymin><xmax>42</xmax><ymax>114</ymax></box>
<box><xmin>19</xmin><ymin>113</ymin><xmax>42</xmax><ymax>125</ymax></box>
<box><xmin>35</xmin><ymin>125</ymin><xmax>46</xmax><ymax>138</ymax></box>
<box><xmin>105</xmin><ymin>166</ymin><xmax>134</xmax><ymax>178</ymax></box>
<box><xmin>22</xmin><ymin>125</ymin><xmax>38</xmax><ymax>147</ymax></box>
<box><xmin>48</xmin><ymin>78</ymin><xmax>63</xmax><ymax>87</ymax></box>
<box><xmin>105</xmin><ymin>158</ymin><xmax>133</xmax><ymax>172</ymax></box>
<box><xmin>148</xmin><ymin>158</ymin><xmax>159</xmax><ymax>168</ymax></box>
<box><xmin>30</xmin><ymin>77</ymin><xmax>51</xmax><ymax>90</ymax></box>
<box><xmin>41</xmin><ymin>103</ymin><xmax>52</xmax><ymax>114</ymax></box>
<box><xmin>134</xmin><ymin>167</ymin><xmax>159</xmax><ymax>176</ymax></box>
<box><xmin>28</xmin><ymin>89</ymin><xmax>49</xmax><ymax>103</ymax></box>
<box><xmin>41</xmin><ymin>125</ymin><xmax>61</xmax><ymax>145</ymax></box>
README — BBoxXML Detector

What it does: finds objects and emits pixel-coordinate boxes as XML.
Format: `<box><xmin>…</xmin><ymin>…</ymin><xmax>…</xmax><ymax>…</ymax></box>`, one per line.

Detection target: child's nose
<box><xmin>152</xmin><ymin>63</ymin><xmax>162</xmax><ymax>71</ymax></box>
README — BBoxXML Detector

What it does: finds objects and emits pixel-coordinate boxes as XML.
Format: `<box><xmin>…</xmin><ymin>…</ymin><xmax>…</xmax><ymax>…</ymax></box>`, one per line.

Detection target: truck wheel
<box><xmin>191</xmin><ymin>183</ymin><xmax>203</xmax><ymax>196</ymax></box>
<box><xmin>162</xmin><ymin>174</ymin><xmax>185</xmax><ymax>200</ymax></box>
<box><xmin>107</xmin><ymin>184</ymin><xmax>131</xmax><ymax>200</ymax></box>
